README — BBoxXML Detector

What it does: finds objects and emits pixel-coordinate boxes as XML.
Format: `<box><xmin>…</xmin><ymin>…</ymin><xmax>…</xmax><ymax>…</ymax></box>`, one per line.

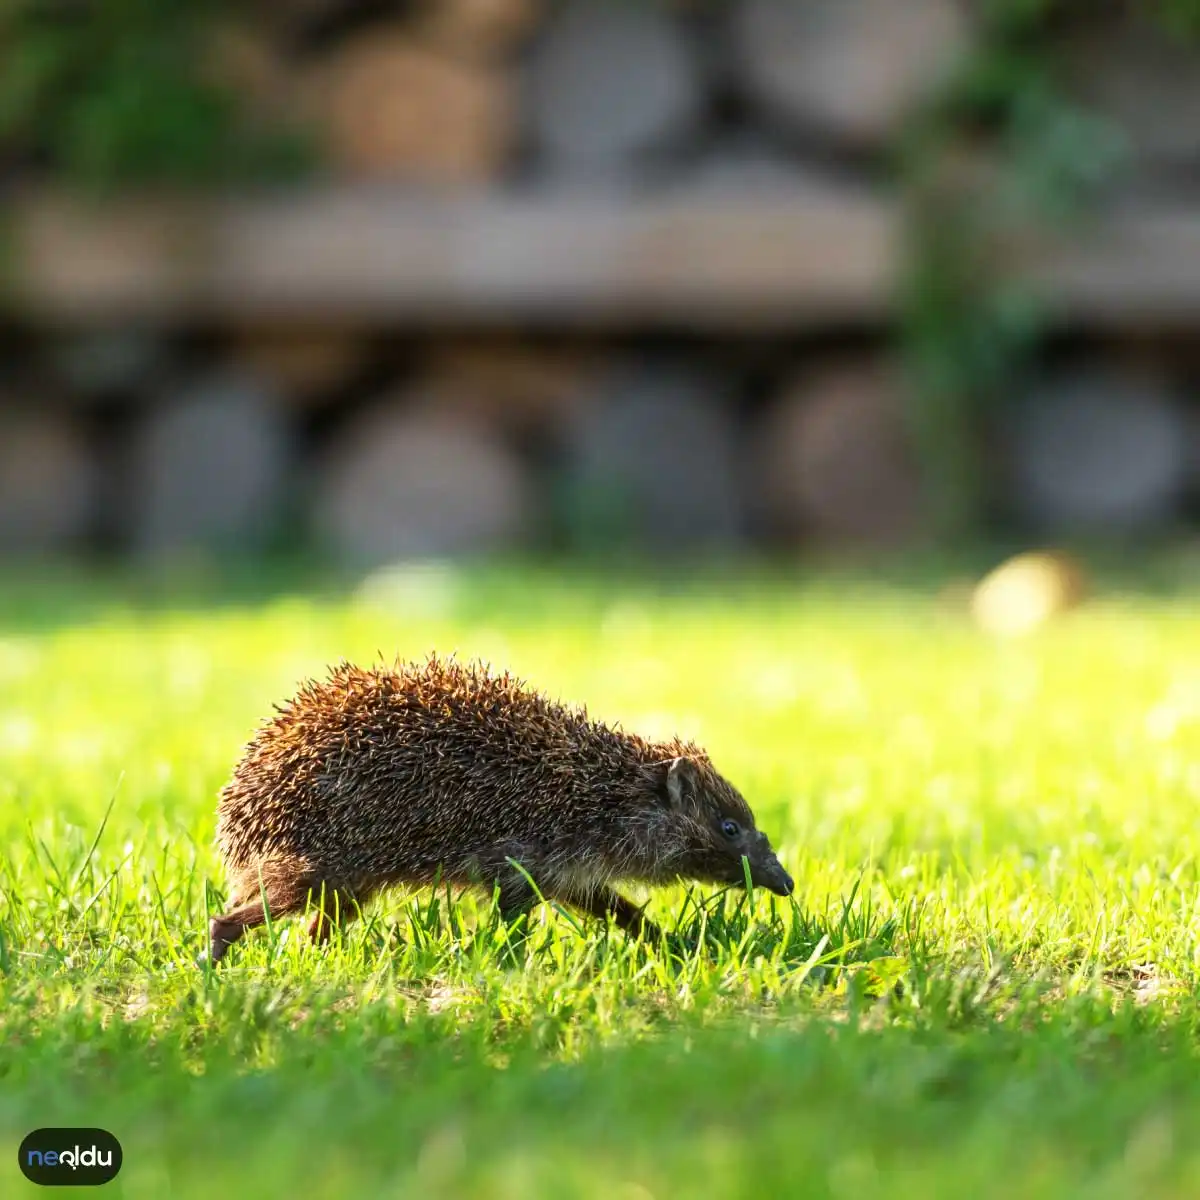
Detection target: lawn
<box><xmin>2</xmin><ymin>561</ymin><xmax>1200</xmax><ymax>1198</ymax></box>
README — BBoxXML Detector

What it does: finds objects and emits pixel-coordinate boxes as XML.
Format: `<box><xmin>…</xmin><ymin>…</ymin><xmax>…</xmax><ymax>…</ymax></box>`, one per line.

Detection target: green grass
<box><xmin>3</xmin><ymin>561</ymin><xmax>1200</xmax><ymax>1198</ymax></box>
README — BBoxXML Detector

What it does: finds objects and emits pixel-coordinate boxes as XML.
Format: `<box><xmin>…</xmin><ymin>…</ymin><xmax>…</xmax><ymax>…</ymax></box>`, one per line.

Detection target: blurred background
<box><xmin>2</xmin><ymin>0</ymin><xmax>1200</xmax><ymax>579</ymax></box>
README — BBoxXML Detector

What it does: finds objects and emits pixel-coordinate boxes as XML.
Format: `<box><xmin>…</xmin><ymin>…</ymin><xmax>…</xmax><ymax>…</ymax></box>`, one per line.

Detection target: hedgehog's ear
<box><xmin>664</xmin><ymin>757</ymin><xmax>700</xmax><ymax>811</ymax></box>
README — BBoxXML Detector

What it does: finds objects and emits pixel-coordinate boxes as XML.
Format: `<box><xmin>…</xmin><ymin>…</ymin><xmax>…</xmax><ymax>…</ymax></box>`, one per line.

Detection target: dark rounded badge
<box><xmin>18</xmin><ymin>1130</ymin><xmax>122</xmax><ymax>1187</ymax></box>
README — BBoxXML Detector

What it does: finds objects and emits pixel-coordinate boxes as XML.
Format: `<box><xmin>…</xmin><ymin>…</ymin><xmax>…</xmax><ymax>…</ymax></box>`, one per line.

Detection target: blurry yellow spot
<box><xmin>970</xmin><ymin>551</ymin><xmax>1087</xmax><ymax>638</ymax></box>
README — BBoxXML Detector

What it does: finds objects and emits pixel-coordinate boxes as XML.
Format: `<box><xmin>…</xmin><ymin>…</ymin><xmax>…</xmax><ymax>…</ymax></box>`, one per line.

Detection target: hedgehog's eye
<box><xmin>721</xmin><ymin>819</ymin><xmax>740</xmax><ymax>839</ymax></box>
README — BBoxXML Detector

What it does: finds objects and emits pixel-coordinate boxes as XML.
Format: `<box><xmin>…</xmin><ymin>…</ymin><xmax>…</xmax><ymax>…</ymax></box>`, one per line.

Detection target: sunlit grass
<box><xmin>2</xmin><ymin>564</ymin><xmax>1200</xmax><ymax>1197</ymax></box>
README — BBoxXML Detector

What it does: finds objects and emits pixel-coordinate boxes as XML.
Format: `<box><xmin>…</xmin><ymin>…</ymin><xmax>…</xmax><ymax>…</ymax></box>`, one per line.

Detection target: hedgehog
<box><xmin>207</xmin><ymin>655</ymin><xmax>793</xmax><ymax>961</ymax></box>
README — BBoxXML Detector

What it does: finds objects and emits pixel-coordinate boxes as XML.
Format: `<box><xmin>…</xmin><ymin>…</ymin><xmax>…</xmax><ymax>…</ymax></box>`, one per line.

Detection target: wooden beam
<box><xmin>8</xmin><ymin>186</ymin><xmax>1200</xmax><ymax>329</ymax></box>
<box><xmin>1015</xmin><ymin>210</ymin><xmax>1200</xmax><ymax>327</ymax></box>
<box><xmin>5</xmin><ymin>187</ymin><xmax>895</xmax><ymax>328</ymax></box>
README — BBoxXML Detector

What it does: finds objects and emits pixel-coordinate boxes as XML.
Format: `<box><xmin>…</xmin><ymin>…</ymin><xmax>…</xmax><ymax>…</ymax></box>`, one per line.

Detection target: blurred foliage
<box><xmin>0</xmin><ymin>0</ymin><xmax>313</xmax><ymax>189</ymax></box>
<box><xmin>1158</xmin><ymin>0</ymin><xmax>1200</xmax><ymax>34</ymax></box>
<box><xmin>899</xmin><ymin>0</ymin><xmax>1140</xmax><ymax>542</ymax></box>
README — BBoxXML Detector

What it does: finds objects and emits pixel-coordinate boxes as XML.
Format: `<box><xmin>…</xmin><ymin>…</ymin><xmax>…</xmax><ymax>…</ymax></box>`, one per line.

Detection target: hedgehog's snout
<box><xmin>753</xmin><ymin>852</ymin><xmax>794</xmax><ymax>897</ymax></box>
<box><xmin>747</xmin><ymin>833</ymin><xmax>793</xmax><ymax>897</ymax></box>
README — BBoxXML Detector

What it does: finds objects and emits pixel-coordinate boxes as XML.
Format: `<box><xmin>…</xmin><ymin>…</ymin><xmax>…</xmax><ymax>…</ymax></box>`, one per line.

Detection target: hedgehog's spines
<box><xmin>208</xmin><ymin>653</ymin><xmax>792</xmax><ymax>963</ymax></box>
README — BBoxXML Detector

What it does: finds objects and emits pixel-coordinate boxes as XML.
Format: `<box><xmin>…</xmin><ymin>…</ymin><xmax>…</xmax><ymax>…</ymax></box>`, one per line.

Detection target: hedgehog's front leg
<box><xmin>493</xmin><ymin>868</ymin><xmax>537</xmax><ymax>928</ymax></box>
<box><xmin>475</xmin><ymin>845</ymin><xmax>540</xmax><ymax>929</ymax></box>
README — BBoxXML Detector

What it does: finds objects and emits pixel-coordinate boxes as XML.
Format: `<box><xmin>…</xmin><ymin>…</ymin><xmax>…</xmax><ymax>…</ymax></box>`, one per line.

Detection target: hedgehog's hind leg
<box><xmin>207</xmin><ymin>861</ymin><xmax>311</xmax><ymax>963</ymax></box>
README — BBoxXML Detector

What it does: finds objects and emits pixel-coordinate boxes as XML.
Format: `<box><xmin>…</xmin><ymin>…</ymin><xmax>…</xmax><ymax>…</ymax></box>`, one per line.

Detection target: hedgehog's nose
<box><xmin>758</xmin><ymin>857</ymin><xmax>793</xmax><ymax>897</ymax></box>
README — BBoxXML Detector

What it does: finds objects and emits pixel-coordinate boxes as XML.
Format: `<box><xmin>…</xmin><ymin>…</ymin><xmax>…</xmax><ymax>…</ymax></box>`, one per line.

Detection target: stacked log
<box><xmin>558</xmin><ymin>359</ymin><xmax>744</xmax><ymax>552</ymax></box>
<box><xmin>0</xmin><ymin>404</ymin><xmax>101</xmax><ymax>556</ymax></box>
<box><xmin>3</xmin><ymin>2</ymin><xmax>1200</xmax><ymax>567</ymax></box>
<box><xmin>312</xmin><ymin>401</ymin><xmax>535</xmax><ymax>566</ymax></box>
<box><xmin>301</xmin><ymin>29</ymin><xmax>515</xmax><ymax>184</ymax></box>
<box><xmin>125</xmin><ymin>372</ymin><xmax>293</xmax><ymax>558</ymax></box>
<box><xmin>1006</xmin><ymin>368</ymin><xmax>1190</xmax><ymax>534</ymax></box>
<box><xmin>729</xmin><ymin>0</ymin><xmax>970</xmax><ymax>152</ymax></box>
<box><xmin>748</xmin><ymin>361</ymin><xmax>923</xmax><ymax>546</ymax></box>
<box><xmin>523</xmin><ymin>1</ymin><xmax>703</xmax><ymax>176</ymax></box>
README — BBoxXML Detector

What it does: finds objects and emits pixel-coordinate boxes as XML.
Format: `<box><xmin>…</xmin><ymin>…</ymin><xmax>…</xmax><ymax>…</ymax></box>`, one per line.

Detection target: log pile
<box><xmin>4</xmin><ymin>1</ymin><xmax>1200</xmax><ymax>564</ymax></box>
